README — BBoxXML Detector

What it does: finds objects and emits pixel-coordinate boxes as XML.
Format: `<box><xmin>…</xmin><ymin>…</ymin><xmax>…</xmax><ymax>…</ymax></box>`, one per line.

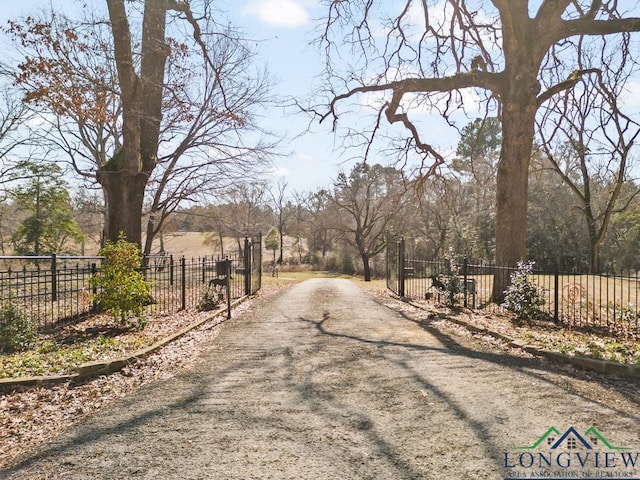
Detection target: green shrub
<box><xmin>444</xmin><ymin>274</ymin><xmax>462</xmax><ymax>306</ymax></box>
<box><xmin>502</xmin><ymin>261</ymin><xmax>547</xmax><ymax>319</ymax></box>
<box><xmin>199</xmin><ymin>284</ymin><xmax>222</xmax><ymax>312</ymax></box>
<box><xmin>442</xmin><ymin>250</ymin><xmax>462</xmax><ymax>307</ymax></box>
<box><xmin>0</xmin><ymin>303</ymin><xmax>37</xmax><ymax>353</ymax></box>
<box><xmin>90</xmin><ymin>233</ymin><xmax>153</xmax><ymax>328</ymax></box>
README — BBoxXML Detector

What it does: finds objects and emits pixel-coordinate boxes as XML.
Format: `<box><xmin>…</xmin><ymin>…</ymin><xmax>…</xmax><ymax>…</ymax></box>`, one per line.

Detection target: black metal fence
<box><xmin>0</xmin><ymin>235</ymin><xmax>262</xmax><ymax>330</ymax></box>
<box><xmin>387</xmin><ymin>237</ymin><xmax>640</xmax><ymax>336</ymax></box>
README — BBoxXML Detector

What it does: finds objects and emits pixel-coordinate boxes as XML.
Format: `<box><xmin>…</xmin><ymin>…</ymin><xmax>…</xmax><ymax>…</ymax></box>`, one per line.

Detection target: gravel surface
<box><xmin>2</xmin><ymin>278</ymin><xmax>639</xmax><ymax>479</ymax></box>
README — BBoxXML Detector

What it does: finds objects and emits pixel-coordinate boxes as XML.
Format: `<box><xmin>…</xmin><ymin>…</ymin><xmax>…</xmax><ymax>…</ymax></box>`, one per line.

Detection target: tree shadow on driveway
<box><xmin>299</xmin><ymin>308</ymin><xmax>640</xmax><ymax>468</ymax></box>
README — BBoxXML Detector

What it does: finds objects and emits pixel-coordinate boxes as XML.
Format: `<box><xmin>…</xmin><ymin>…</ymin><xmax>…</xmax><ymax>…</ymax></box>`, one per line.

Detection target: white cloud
<box><xmin>269</xmin><ymin>165</ymin><xmax>291</xmax><ymax>177</ymax></box>
<box><xmin>242</xmin><ymin>0</ymin><xmax>313</xmax><ymax>28</ymax></box>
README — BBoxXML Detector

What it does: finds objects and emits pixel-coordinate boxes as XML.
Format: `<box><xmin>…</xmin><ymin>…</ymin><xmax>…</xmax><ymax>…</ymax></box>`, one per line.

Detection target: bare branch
<box><xmin>537</xmin><ymin>67</ymin><xmax>600</xmax><ymax>106</ymax></box>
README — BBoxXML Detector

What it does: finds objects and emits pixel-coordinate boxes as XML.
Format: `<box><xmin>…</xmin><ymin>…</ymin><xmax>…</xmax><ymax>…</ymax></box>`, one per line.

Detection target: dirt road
<box><xmin>3</xmin><ymin>278</ymin><xmax>639</xmax><ymax>479</ymax></box>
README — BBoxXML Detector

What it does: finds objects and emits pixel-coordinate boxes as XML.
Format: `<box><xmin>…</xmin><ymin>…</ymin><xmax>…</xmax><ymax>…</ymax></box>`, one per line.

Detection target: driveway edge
<box><xmin>402</xmin><ymin>298</ymin><xmax>640</xmax><ymax>379</ymax></box>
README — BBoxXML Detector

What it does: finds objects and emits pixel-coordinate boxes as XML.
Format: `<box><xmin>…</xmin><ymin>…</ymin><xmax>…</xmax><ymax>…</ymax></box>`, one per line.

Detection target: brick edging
<box><xmin>0</xmin><ymin>296</ymin><xmax>249</xmax><ymax>391</ymax></box>
<box><xmin>403</xmin><ymin>299</ymin><xmax>640</xmax><ymax>379</ymax></box>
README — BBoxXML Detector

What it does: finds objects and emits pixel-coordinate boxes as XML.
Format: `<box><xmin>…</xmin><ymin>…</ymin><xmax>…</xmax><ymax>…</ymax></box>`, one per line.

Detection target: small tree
<box><xmin>11</xmin><ymin>162</ymin><xmax>84</xmax><ymax>255</ymax></box>
<box><xmin>90</xmin><ymin>234</ymin><xmax>152</xmax><ymax>327</ymax></box>
<box><xmin>502</xmin><ymin>261</ymin><xmax>547</xmax><ymax>320</ymax></box>
<box><xmin>264</xmin><ymin>226</ymin><xmax>280</xmax><ymax>264</ymax></box>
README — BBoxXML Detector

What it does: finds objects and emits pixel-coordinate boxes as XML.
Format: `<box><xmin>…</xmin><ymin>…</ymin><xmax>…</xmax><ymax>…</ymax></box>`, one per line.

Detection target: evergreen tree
<box><xmin>264</xmin><ymin>226</ymin><xmax>280</xmax><ymax>264</ymax></box>
<box><xmin>11</xmin><ymin>163</ymin><xmax>84</xmax><ymax>255</ymax></box>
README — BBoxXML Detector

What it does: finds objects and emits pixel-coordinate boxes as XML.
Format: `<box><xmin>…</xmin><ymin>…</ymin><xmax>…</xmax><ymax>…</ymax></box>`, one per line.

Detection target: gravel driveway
<box><xmin>3</xmin><ymin>278</ymin><xmax>639</xmax><ymax>479</ymax></box>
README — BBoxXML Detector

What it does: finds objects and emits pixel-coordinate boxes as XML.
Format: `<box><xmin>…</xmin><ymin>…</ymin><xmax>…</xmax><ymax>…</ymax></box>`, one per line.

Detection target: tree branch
<box><xmin>168</xmin><ymin>0</ymin><xmax>228</xmax><ymax>108</ymax></box>
<box><xmin>321</xmin><ymin>71</ymin><xmax>502</xmax><ymax>126</ymax></box>
<box><xmin>535</xmin><ymin>0</ymin><xmax>573</xmax><ymax>22</ymax></box>
<box><xmin>562</xmin><ymin>17</ymin><xmax>640</xmax><ymax>38</ymax></box>
<box><xmin>537</xmin><ymin>68</ymin><xmax>600</xmax><ymax>106</ymax></box>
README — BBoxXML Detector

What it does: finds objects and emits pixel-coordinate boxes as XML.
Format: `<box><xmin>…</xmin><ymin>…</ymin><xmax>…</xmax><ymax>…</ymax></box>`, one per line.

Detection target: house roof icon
<box><xmin>517</xmin><ymin>426</ymin><xmax>631</xmax><ymax>451</ymax></box>
<box><xmin>518</xmin><ymin>426</ymin><xmax>561</xmax><ymax>450</ymax></box>
<box><xmin>551</xmin><ymin>427</ymin><xmax>592</xmax><ymax>450</ymax></box>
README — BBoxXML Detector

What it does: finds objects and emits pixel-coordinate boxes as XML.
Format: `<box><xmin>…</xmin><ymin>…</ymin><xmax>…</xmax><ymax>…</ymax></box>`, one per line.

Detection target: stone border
<box><xmin>0</xmin><ymin>297</ymin><xmax>248</xmax><ymax>391</ymax></box>
<box><xmin>403</xmin><ymin>299</ymin><xmax>640</xmax><ymax>379</ymax></box>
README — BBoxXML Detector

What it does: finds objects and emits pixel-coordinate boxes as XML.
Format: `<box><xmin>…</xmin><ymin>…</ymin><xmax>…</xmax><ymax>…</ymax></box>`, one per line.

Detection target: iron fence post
<box><xmin>554</xmin><ymin>266</ymin><xmax>559</xmax><ymax>323</ymax></box>
<box><xmin>170</xmin><ymin>255</ymin><xmax>174</xmax><ymax>286</ymax></box>
<box><xmin>244</xmin><ymin>237</ymin><xmax>251</xmax><ymax>296</ymax></box>
<box><xmin>91</xmin><ymin>262</ymin><xmax>97</xmax><ymax>312</ymax></box>
<box><xmin>463</xmin><ymin>257</ymin><xmax>468</xmax><ymax>308</ymax></box>
<box><xmin>385</xmin><ymin>232</ymin><xmax>390</xmax><ymax>291</ymax></box>
<box><xmin>180</xmin><ymin>256</ymin><xmax>186</xmax><ymax>311</ymax></box>
<box><xmin>224</xmin><ymin>258</ymin><xmax>232</xmax><ymax>319</ymax></box>
<box><xmin>398</xmin><ymin>237</ymin><xmax>405</xmax><ymax>298</ymax></box>
<box><xmin>255</xmin><ymin>232</ymin><xmax>262</xmax><ymax>293</ymax></box>
<box><xmin>51</xmin><ymin>254</ymin><xmax>57</xmax><ymax>302</ymax></box>
<box><xmin>142</xmin><ymin>255</ymin><xmax>148</xmax><ymax>280</ymax></box>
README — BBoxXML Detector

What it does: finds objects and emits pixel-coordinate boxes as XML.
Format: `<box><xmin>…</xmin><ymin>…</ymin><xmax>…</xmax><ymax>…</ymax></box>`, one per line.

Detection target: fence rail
<box><xmin>0</xmin><ymin>235</ymin><xmax>262</xmax><ymax>330</ymax></box>
<box><xmin>387</xmin><ymin>237</ymin><xmax>640</xmax><ymax>336</ymax></box>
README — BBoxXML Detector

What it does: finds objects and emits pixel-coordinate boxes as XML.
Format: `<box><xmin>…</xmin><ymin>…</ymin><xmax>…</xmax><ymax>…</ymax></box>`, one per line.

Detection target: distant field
<box><xmin>67</xmin><ymin>232</ymin><xmax>307</xmax><ymax>261</ymax></box>
<box><xmin>150</xmin><ymin>232</ymin><xmax>309</xmax><ymax>262</ymax></box>
<box><xmin>150</xmin><ymin>232</ymin><xmax>222</xmax><ymax>258</ymax></box>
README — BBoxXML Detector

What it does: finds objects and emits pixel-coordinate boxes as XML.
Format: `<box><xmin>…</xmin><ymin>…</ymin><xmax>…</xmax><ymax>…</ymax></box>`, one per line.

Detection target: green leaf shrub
<box><xmin>90</xmin><ymin>234</ymin><xmax>153</xmax><ymax>327</ymax></box>
<box><xmin>442</xmin><ymin>249</ymin><xmax>462</xmax><ymax>306</ymax></box>
<box><xmin>502</xmin><ymin>261</ymin><xmax>547</xmax><ymax>320</ymax></box>
<box><xmin>0</xmin><ymin>303</ymin><xmax>37</xmax><ymax>353</ymax></box>
<box><xmin>199</xmin><ymin>284</ymin><xmax>222</xmax><ymax>312</ymax></box>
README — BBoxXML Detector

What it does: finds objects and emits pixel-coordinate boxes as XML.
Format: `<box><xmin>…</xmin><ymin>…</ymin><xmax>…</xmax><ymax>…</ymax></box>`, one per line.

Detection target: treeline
<box><xmin>171</xmin><ymin>117</ymin><xmax>640</xmax><ymax>278</ymax></box>
<box><xmin>2</xmin><ymin>115</ymin><xmax>639</xmax><ymax>279</ymax></box>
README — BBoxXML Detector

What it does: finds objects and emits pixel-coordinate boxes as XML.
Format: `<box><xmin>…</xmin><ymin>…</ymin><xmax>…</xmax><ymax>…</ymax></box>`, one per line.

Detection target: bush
<box><xmin>323</xmin><ymin>254</ymin><xmax>339</xmax><ymax>272</ymax></box>
<box><xmin>90</xmin><ymin>234</ymin><xmax>153</xmax><ymax>328</ymax></box>
<box><xmin>199</xmin><ymin>285</ymin><xmax>222</xmax><ymax>312</ymax></box>
<box><xmin>502</xmin><ymin>261</ymin><xmax>547</xmax><ymax>320</ymax></box>
<box><xmin>0</xmin><ymin>303</ymin><xmax>37</xmax><ymax>353</ymax></box>
<box><xmin>341</xmin><ymin>252</ymin><xmax>355</xmax><ymax>275</ymax></box>
<box><xmin>441</xmin><ymin>251</ymin><xmax>462</xmax><ymax>306</ymax></box>
<box><xmin>443</xmin><ymin>274</ymin><xmax>463</xmax><ymax>306</ymax></box>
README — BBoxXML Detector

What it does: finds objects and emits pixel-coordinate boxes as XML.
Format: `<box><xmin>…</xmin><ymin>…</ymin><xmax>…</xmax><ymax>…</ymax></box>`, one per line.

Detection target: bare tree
<box><xmin>0</xmin><ymin>84</ymin><xmax>35</xmax><ymax>253</ymax></box>
<box><xmin>316</xmin><ymin>1</ymin><xmax>640</xmax><ymax>300</ymax></box>
<box><xmin>302</xmin><ymin>189</ymin><xmax>337</xmax><ymax>263</ymax></box>
<box><xmin>413</xmin><ymin>175</ymin><xmax>464</xmax><ymax>259</ymax></box>
<box><xmin>222</xmin><ymin>182</ymin><xmax>269</xmax><ymax>254</ymax></box>
<box><xmin>329</xmin><ymin>163</ymin><xmax>410</xmax><ymax>281</ymax></box>
<box><xmin>538</xmin><ymin>64</ymin><xmax>640</xmax><ymax>273</ymax></box>
<box><xmin>6</xmin><ymin>1</ymin><xmax>277</xmax><ymax>251</ymax></box>
<box><xmin>289</xmin><ymin>190</ymin><xmax>312</xmax><ymax>264</ymax></box>
<box><xmin>141</xmin><ymin>12</ymin><xmax>278</xmax><ymax>256</ymax></box>
<box><xmin>268</xmin><ymin>179</ymin><xmax>292</xmax><ymax>264</ymax></box>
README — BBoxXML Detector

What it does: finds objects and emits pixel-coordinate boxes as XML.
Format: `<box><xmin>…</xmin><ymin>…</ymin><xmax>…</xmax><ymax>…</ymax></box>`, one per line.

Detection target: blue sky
<box><xmin>7</xmin><ymin>2</ymin><xmax>637</xmax><ymax>194</ymax></box>
<box><xmin>0</xmin><ymin>0</ymin><xmax>376</xmax><ymax>193</ymax></box>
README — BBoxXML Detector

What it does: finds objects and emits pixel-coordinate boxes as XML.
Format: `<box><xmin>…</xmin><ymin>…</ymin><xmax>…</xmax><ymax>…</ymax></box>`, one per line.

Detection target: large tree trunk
<box><xmin>142</xmin><ymin>213</ymin><xmax>158</xmax><ymax>257</ymax></box>
<box><xmin>493</xmin><ymin>102</ymin><xmax>536</xmax><ymax>301</ymax></box>
<box><xmin>492</xmin><ymin>5</ymin><xmax>540</xmax><ymax>302</ymax></box>
<box><xmin>492</xmin><ymin>70</ymin><xmax>539</xmax><ymax>301</ymax></box>
<box><xmin>98</xmin><ymin>169</ymin><xmax>147</xmax><ymax>247</ymax></box>
<box><xmin>107</xmin><ymin>0</ymin><xmax>142</xmax><ymax>246</ymax></box>
<box><xmin>361</xmin><ymin>252</ymin><xmax>371</xmax><ymax>282</ymax></box>
<box><xmin>585</xmin><ymin>213</ymin><xmax>601</xmax><ymax>274</ymax></box>
<box><xmin>105</xmin><ymin>0</ymin><xmax>168</xmax><ymax>247</ymax></box>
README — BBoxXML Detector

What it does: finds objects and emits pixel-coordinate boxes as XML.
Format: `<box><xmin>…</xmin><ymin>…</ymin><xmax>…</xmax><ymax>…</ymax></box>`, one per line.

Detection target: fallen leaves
<box><xmin>0</xmin><ymin>288</ymin><xmax>266</xmax><ymax>470</ymax></box>
<box><xmin>0</xmin><ymin>311</ymin><xmax>224</xmax><ymax>469</ymax></box>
